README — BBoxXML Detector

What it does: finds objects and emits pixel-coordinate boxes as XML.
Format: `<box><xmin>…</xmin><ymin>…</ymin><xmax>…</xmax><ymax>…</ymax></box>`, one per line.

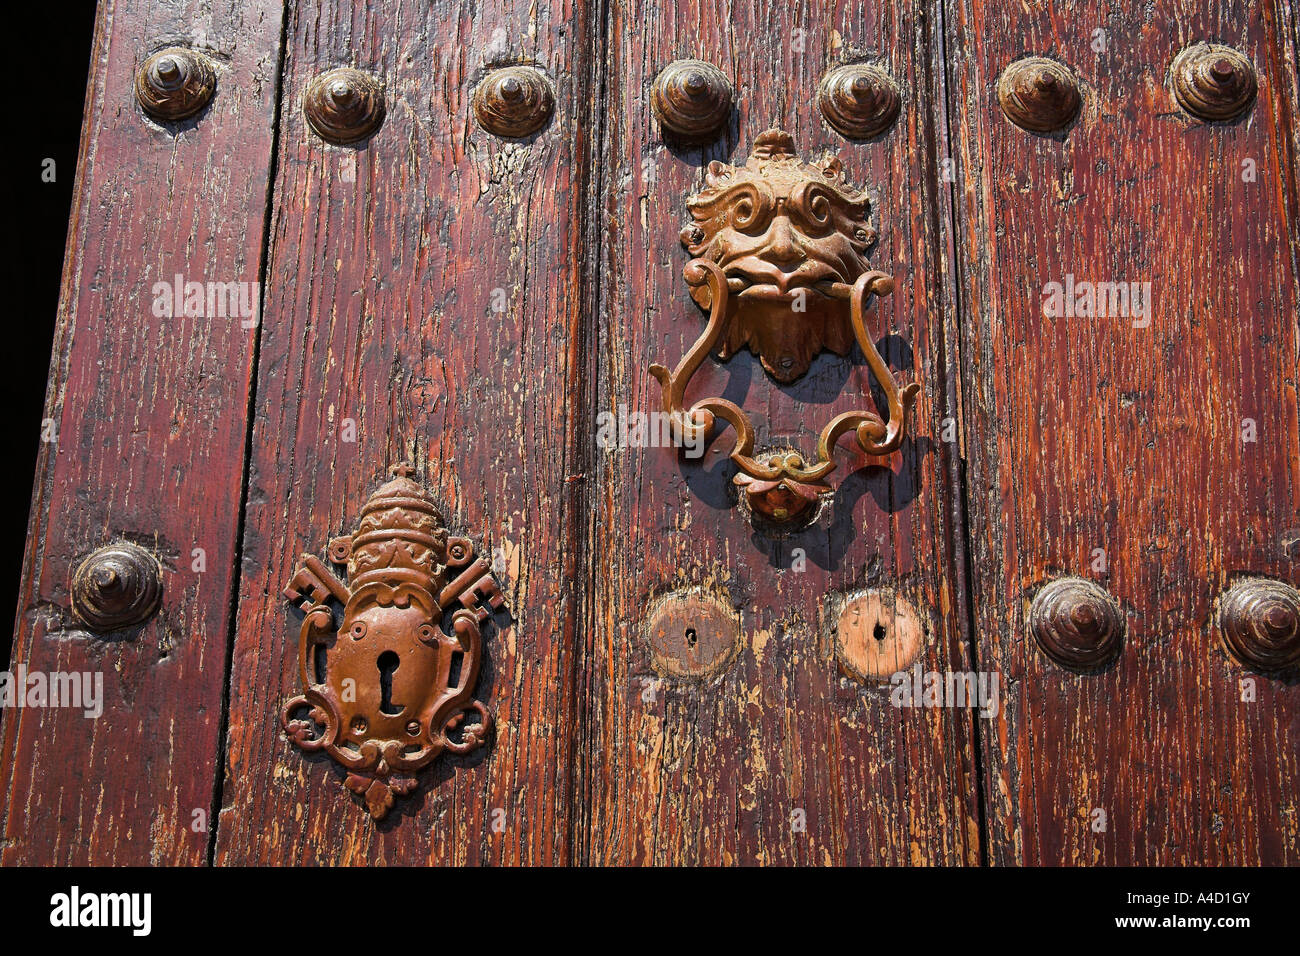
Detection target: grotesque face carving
<box><xmin>681</xmin><ymin>128</ymin><xmax>877</xmax><ymax>382</ymax></box>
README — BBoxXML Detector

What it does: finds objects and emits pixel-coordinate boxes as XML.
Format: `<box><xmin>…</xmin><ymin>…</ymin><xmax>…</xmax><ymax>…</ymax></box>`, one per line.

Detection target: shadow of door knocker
<box><xmin>650</xmin><ymin>128</ymin><xmax>921</xmax><ymax>529</ymax></box>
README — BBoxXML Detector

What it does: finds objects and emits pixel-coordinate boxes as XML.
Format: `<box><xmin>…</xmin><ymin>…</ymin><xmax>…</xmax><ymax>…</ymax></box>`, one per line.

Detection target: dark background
<box><xmin>3</xmin><ymin>3</ymin><xmax>99</xmax><ymax>665</ymax></box>
<box><xmin>0</xmin><ymin>864</ymin><xmax>1283</xmax><ymax>936</ymax></box>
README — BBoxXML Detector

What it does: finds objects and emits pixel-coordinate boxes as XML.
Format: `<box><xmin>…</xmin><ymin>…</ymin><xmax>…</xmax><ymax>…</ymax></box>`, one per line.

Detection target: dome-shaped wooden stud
<box><xmin>135</xmin><ymin>47</ymin><xmax>216</xmax><ymax>122</ymax></box>
<box><xmin>997</xmin><ymin>57</ymin><xmax>1082</xmax><ymax>133</ymax></box>
<box><xmin>303</xmin><ymin>68</ymin><xmax>386</xmax><ymax>145</ymax></box>
<box><xmin>1171</xmin><ymin>43</ymin><xmax>1257</xmax><ymax>122</ymax></box>
<box><xmin>1218</xmin><ymin>579</ymin><xmax>1300</xmax><ymax>672</ymax></box>
<box><xmin>817</xmin><ymin>63</ymin><xmax>902</xmax><ymax>139</ymax></box>
<box><xmin>473</xmin><ymin>66</ymin><xmax>554</xmax><ymax>138</ymax></box>
<box><xmin>1029</xmin><ymin>577</ymin><xmax>1123</xmax><ymax>670</ymax></box>
<box><xmin>71</xmin><ymin>543</ymin><xmax>163</xmax><ymax>631</ymax></box>
<box><xmin>651</xmin><ymin>59</ymin><xmax>733</xmax><ymax>144</ymax></box>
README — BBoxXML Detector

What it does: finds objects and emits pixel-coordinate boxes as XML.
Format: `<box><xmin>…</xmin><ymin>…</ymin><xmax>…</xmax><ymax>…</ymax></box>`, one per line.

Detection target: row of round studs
<box><xmin>134</xmin><ymin>42</ymin><xmax>1258</xmax><ymax>145</ymax></box>
<box><xmin>651</xmin><ymin>43</ymin><xmax>1258</xmax><ymax>144</ymax></box>
<box><xmin>1030</xmin><ymin>576</ymin><xmax>1298</xmax><ymax>674</ymax></box>
<box><xmin>135</xmin><ymin>49</ymin><xmax>554</xmax><ymax>143</ymax></box>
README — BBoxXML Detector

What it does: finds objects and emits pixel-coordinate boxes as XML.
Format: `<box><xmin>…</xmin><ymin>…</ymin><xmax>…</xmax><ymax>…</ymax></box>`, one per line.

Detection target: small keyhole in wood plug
<box><xmin>685</xmin><ymin>627</ymin><xmax>698</xmax><ymax>647</ymax></box>
<box><xmin>834</xmin><ymin>590</ymin><xmax>924</xmax><ymax>682</ymax></box>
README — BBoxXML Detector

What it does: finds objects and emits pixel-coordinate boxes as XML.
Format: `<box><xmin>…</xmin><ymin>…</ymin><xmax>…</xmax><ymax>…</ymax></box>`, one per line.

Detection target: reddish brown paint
<box><xmin>0</xmin><ymin>0</ymin><xmax>285</xmax><ymax>865</ymax></box>
<box><xmin>211</xmin><ymin>0</ymin><xmax>598</xmax><ymax>865</ymax></box>
<box><xmin>585</xmin><ymin>0</ymin><xmax>980</xmax><ymax>865</ymax></box>
<box><xmin>948</xmin><ymin>0</ymin><xmax>1300</xmax><ymax>864</ymax></box>
<box><xmin>4</xmin><ymin>0</ymin><xmax>1298</xmax><ymax>867</ymax></box>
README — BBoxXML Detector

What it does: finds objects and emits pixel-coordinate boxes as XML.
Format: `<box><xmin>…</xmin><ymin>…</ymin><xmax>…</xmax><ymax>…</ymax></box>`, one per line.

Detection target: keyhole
<box><xmin>873</xmin><ymin>623</ymin><xmax>887</xmax><ymax>642</ymax></box>
<box><xmin>685</xmin><ymin>628</ymin><xmax>698</xmax><ymax>648</ymax></box>
<box><xmin>377</xmin><ymin>651</ymin><xmax>403</xmax><ymax>715</ymax></box>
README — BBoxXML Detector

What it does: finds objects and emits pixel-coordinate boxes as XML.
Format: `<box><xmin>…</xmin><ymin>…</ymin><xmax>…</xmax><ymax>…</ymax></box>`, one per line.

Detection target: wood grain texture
<box><xmin>579</xmin><ymin>0</ymin><xmax>981</xmax><ymax>864</ymax></box>
<box><xmin>945</xmin><ymin>0</ymin><xmax>1300</xmax><ymax>864</ymax></box>
<box><xmin>12</xmin><ymin>0</ymin><xmax>1296</xmax><ymax>868</ymax></box>
<box><xmin>0</xmin><ymin>0</ymin><xmax>284</xmax><ymax>865</ymax></box>
<box><xmin>212</xmin><ymin>0</ymin><xmax>598</xmax><ymax>864</ymax></box>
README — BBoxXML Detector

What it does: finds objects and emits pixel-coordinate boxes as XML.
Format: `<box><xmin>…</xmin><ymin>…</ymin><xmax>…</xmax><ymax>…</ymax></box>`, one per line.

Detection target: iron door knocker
<box><xmin>650</xmin><ymin>128</ymin><xmax>920</xmax><ymax>528</ymax></box>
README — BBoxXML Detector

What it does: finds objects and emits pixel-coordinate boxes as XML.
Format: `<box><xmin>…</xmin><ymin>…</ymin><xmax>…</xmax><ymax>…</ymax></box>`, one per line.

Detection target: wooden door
<box><xmin>949</xmin><ymin>0</ymin><xmax>1300</xmax><ymax>865</ymax></box>
<box><xmin>2</xmin><ymin>0</ymin><xmax>1297</xmax><ymax>866</ymax></box>
<box><xmin>585</xmin><ymin>1</ymin><xmax>978</xmax><ymax>865</ymax></box>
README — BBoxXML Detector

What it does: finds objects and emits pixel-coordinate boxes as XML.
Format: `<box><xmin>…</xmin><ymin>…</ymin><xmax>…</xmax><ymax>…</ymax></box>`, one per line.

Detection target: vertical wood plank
<box><xmin>0</xmin><ymin>0</ymin><xmax>285</xmax><ymax>864</ymax></box>
<box><xmin>213</xmin><ymin>0</ymin><xmax>598</xmax><ymax>864</ymax></box>
<box><xmin>946</xmin><ymin>0</ymin><xmax>1300</xmax><ymax>864</ymax></box>
<box><xmin>583</xmin><ymin>0</ymin><xmax>981</xmax><ymax>864</ymax></box>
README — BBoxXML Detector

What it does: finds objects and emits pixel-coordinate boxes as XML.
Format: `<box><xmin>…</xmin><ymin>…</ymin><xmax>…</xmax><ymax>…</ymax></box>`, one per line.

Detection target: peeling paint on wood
<box><xmin>947</xmin><ymin>0</ymin><xmax>1300</xmax><ymax>864</ymax></box>
<box><xmin>580</xmin><ymin>0</ymin><xmax>980</xmax><ymax>865</ymax></box>
<box><xmin>0</xmin><ymin>0</ymin><xmax>285</xmax><ymax>866</ymax></box>
<box><xmin>211</xmin><ymin>0</ymin><xmax>599</xmax><ymax>865</ymax></box>
<box><xmin>6</xmin><ymin>0</ymin><xmax>1297</xmax><ymax>867</ymax></box>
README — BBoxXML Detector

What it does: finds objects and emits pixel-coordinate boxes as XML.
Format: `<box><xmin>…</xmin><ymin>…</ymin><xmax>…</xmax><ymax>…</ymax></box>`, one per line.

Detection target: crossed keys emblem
<box><xmin>280</xmin><ymin>463</ymin><xmax>502</xmax><ymax>819</ymax></box>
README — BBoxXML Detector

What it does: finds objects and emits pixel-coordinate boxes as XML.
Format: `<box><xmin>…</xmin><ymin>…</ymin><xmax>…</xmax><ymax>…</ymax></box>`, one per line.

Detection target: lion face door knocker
<box><xmin>651</xmin><ymin>128</ymin><xmax>920</xmax><ymax>528</ymax></box>
<box><xmin>280</xmin><ymin>463</ymin><xmax>502</xmax><ymax>820</ymax></box>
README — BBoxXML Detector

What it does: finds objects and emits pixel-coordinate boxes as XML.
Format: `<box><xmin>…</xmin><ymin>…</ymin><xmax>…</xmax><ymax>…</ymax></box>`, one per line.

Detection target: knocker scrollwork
<box><xmin>650</xmin><ymin>129</ymin><xmax>920</xmax><ymax>527</ymax></box>
<box><xmin>280</xmin><ymin>463</ymin><xmax>502</xmax><ymax>819</ymax></box>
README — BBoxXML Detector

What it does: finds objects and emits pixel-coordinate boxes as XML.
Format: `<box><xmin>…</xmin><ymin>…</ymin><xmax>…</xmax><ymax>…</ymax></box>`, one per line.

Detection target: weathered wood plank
<box><xmin>0</xmin><ymin>0</ymin><xmax>285</xmax><ymax>864</ymax></box>
<box><xmin>212</xmin><ymin>0</ymin><xmax>598</xmax><ymax>864</ymax></box>
<box><xmin>581</xmin><ymin>0</ymin><xmax>981</xmax><ymax>864</ymax></box>
<box><xmin>946</xmin><ymin>0</ymin><xmax>1300</xmax><ymax>864</ymax></box>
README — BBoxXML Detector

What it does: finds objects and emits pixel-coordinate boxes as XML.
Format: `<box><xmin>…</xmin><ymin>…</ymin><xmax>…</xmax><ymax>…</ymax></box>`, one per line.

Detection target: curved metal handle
<box><xmin>649</xmin><ymin>129</ymin><xmax>921</xmax><ymax>527</ymax></box>
<box><xmin>651</xmin><ymin>261</ymin><xmax>918</xmax><ymax>525</ymax></box>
